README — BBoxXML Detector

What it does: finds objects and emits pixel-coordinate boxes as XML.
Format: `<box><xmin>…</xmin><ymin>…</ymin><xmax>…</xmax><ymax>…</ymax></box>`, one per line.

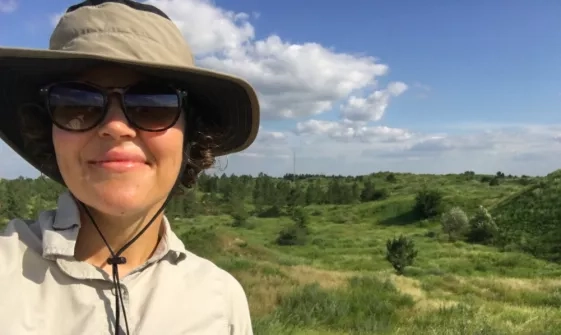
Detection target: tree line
<box><xmin>0</xmin><ymin>170</ymin><xmax>535</xmax><ymax>223</ymax></box>
<box><xmin>0</xmin><ymin>170</ymin><xmax>549</xmax><ymax>264</ymax></box>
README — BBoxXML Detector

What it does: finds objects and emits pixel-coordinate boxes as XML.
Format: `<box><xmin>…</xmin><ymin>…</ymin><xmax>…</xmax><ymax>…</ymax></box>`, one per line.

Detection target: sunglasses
<box><xmin>39</xmin><ymin>81</ymin><xmax>187</xmax><ymax>132</ymax></box>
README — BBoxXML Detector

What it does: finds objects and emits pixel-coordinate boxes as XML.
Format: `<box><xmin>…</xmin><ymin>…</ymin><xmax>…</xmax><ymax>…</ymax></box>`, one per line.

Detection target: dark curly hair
<box><xmin>17</xmin><ymin>100</ymin><xmax>219</xmax><ymax>191</ymax></box>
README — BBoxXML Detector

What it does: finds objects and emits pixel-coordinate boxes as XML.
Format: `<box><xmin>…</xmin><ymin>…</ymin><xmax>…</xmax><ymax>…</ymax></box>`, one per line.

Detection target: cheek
<box><xmin>52</xmin><ymin>127</ymin><xmax>85</xmax><ymax>174</ymax></box>
<box><xmin>143</xmin><ymin>130</ymin><xmax>185</xmax><ymax>170</ymax></box>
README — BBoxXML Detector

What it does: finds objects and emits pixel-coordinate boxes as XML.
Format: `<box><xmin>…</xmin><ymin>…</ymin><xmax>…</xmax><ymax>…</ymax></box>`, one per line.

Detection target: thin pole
<box><xmin>293</xmin><ymin>149</ymin><xmax>296</xmax><ymax>183</ymax></box>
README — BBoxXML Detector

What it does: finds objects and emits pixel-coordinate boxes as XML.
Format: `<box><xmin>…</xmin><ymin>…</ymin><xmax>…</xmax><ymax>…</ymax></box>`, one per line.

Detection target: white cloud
<box><xmin>223</xmin><ymin>123</ymin><xmax>561</xmax><ymax>177</ymax></box>
<box><xmin>49</xmin><ymin>0</ymin><xmax>408</xmax><ymax>140</ymax></box>
<box><xmin>341</xmin><ymin>81</ymin><xmax>408</xmax><ymax>122</ymax></box>
<box><xmin>294</xmin><ymin>119</ymin><xmax>412</xmax><ymax>143</ymax></box>
<box><xmin>137</xmin><ymin>0</ymin><xmax>425</xmax><ymax>174</ymax></box>
<box><xmin>49</xmin><ymin>0</ymin><xmax>395</xmax><ymax>120</ymax></box>
<box><xmin>143</xmin><ymin>0</ymin><xmax>394</xmax><ymax>121</ymax></box>
<box><xmin>255</xmin><ymin>126</ymin><xmax>287</xmax><ymax>145</ymax></box>
<box><xmin>144</xmin><ymin>0</ymin><xmax>255</xmax><ymax>55</ymax></box>
<box><xmin>0</xmin><ymin>0</ymin><xmax>17</xmax><ymax>13</ymax></box>
<box><xmin>4</xmin><ymin>123</ymin><xmax>561</xmax><ymax>179</ymax></box>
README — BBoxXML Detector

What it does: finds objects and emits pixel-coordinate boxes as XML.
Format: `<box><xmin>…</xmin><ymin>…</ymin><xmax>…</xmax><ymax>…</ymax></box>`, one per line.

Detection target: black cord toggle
<box><xmin>107</xmin><ymin>256</ymin><xmax>127</xmax><ymax>265</ymax></box>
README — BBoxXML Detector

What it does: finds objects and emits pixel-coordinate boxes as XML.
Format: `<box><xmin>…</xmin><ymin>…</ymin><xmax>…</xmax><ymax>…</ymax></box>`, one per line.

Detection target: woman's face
<box><xmin>52</xmin><ymin>66</ymin><xmax>185</xmax><ymax>217</ymax></box>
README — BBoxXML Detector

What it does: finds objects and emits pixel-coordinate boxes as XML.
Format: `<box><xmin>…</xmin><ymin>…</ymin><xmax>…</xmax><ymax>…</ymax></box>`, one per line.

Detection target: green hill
<box><xmin>492</xmin><ymin>169</ymin><xmax>561</xmax><ymax>262</ymax></box>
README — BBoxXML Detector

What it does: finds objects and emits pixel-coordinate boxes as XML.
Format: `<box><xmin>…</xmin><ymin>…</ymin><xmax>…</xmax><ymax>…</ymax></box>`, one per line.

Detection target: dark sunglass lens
<box><xmin>124</xmin><ymin>84</ymin><xmax>181</xmax><ymax>130</ymax></box>
<box><xmin>48</xmin><ymin>83</ymin><xmax>105</xmax><ymax>131</ymax></box>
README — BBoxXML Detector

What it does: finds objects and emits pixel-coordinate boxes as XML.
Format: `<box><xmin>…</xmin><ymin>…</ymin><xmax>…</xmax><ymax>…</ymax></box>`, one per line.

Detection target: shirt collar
<box><xmin>150</xmin><ymin>215</ymin><xmax>187</xmax><ymax>263</ymax></box>
<box><xmin>41</xmin><ymin>190</ymin><xmax>187</xmax><ymax>263</ymax></box>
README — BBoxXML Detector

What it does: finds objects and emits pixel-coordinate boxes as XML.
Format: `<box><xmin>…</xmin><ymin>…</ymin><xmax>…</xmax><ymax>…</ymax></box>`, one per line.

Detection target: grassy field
<box><xmin>2</xmin><ymin>172</ymin><xmax>558</xmax><ymax>334</ymax></box>
<box><xmin>170</xmin><ymin>173</ymin><xmax>561</xmax><ymax>335</ymax></box>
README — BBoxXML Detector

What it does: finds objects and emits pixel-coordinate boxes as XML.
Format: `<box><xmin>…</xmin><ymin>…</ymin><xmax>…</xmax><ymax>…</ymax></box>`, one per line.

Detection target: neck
<box><xmin>74</xmin><ymin>204</ymin><xmax>165</xmax><ymax>276</ymax></box>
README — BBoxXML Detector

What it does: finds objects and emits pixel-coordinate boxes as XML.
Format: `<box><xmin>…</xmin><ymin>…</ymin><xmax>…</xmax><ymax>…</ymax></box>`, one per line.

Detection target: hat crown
<box><xmin>49</xmin><ymin>1</ymin><xmax>195</xmax><ymax>67</ymax></box>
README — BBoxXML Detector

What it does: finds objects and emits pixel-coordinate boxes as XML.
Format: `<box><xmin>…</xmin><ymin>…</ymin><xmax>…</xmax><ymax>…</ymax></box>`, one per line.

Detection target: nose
<box><xmin>97</xmin><ymin>94</ymin><xmax>136</xmax><ymax>140</ymax></box>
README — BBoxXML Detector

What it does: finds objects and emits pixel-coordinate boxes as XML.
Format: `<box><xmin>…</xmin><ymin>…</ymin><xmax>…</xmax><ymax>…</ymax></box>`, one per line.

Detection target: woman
<box><xmin>0</xmin><ymin>1</ymin><xmax>259</xmax><ymax>334</ymax></box>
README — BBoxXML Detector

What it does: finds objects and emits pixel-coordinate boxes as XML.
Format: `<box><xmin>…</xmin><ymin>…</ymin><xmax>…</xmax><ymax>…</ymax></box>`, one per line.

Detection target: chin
<box><xmin>80</xmin><ymin>181</ymin><xmax>159</xmax><ymax>217</ymax></box>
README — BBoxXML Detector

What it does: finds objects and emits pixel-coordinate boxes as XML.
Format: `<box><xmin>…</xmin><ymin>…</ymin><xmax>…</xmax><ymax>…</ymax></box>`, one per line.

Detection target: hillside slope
<box><xmin>492</xmin><ymin>169</ymin><xmax>561</xmax><ymax>261</ymax></box>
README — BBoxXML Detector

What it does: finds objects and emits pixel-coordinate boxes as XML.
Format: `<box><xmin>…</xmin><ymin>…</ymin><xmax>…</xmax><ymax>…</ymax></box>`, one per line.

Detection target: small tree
<box><xmin>441</xmin><ymin>207</ymin><xmax>469</xmax><ymax>241</ymax></box>
<box><xmin>489</xmin><ymin>177</ymin><xmax>500</xmax><ymax>186</ymax></box>
<box><xmin>414</xmin><ymin>188</ymin><xmax>443</xmax><ymax>219</ymax></box>
<box><xmin>386</xmin><ymin>235</ymin><xmax>418</xmax><ymax>275</ymax></box>
<box><xmin>276</xmin><ymin>207</ymin><xmax>310</xmax><ymax>246</ymax></box>
<box><xmin>291</xmin><ymin>207</ymin><xmax>309</xmax><ymax>232</ymax></box>
<box><xmin>480</xmin><ymin>176</ymin><xmax>492</xmax><ymax>183</ymax></box>
<box><xmin>467</xmin><ymin>205</ymin><xmax>498</xmax><ymax>244</ymax></box>
<box><xmin>231</xmin><ymin>210</ymin><xmax>249</xmax><ymax>228</ymax></box>
<box><xmin>276</xmin><ymin>225</ymin><xmax>307</xmax><ymax>246</ymax></box>
<box><xmin>230</xmin><ymin>198</ymin><xmax>249</xmax><ymax>228</ymax></box>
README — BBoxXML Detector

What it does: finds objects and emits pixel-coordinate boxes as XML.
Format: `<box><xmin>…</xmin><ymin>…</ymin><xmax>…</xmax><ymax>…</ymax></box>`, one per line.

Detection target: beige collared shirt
<box><xmin>0</xmin><ymin>191</ymin><xmax>253</xmax><ymax>335</ymax></box>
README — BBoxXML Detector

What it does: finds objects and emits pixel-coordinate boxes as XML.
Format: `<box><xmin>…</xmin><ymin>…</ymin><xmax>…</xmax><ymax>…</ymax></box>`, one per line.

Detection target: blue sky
<box><xmin>1</xmin><ymin>0</ymin><xmax>561</xmax><ymax>178</ymax></box>
<box><xmin>226</xmin><ymin>0</ymin><xmax>561</xmax><ymax>128</ymax></box>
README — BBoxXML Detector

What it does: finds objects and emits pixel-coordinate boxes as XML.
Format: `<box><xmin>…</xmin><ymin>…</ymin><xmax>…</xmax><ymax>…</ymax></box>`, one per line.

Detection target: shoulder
<box><xmin>176</xmin><ymin>252</ymin><xmax>253</xmax><ymax>334</ymax></box>
<box><xmin>1</xmin><ymin>208</ymin><xmax>55</xmax><ymax>246</ymax></box>
<box><xmin>0</xmin><ymin>216</ymin><xmax>45</xmax><ymax>276</ymax></box>
<box><xmin>178</xmin><ymin>250</ymin><xmax>249</xmax><ymax>301</ymax></box>
<box><xmin>221</xmin><ymin>267</ymin><xmax>253</xmax><ymax>335</ymax></box>
<box><xmin>1</xmin><ymin>217</ymin><xmax>43</xmax><ymax>248</ymax></box>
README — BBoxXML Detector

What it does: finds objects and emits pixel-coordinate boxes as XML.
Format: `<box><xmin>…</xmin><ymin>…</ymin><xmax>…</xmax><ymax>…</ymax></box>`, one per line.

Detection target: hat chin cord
<box><xmin>75</xmin><ymin>149</ymin><xmax>190</xmax><ymax>335</ymax></box>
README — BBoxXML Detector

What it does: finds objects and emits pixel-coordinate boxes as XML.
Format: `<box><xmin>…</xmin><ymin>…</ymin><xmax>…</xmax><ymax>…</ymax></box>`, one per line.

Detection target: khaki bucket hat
<box><xmin>0</xmin><ymin>0</ymin><xmax>260</xmax><ymax>185</ymax></box>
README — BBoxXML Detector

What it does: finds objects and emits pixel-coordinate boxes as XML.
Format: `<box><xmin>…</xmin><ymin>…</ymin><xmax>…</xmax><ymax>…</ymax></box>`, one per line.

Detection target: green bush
<box><xmin>275</xmin><ymin>225</ymin><xmax>308</xmax><ymax>246</ymax></box>
<box><xmin>291</xmin><ymin>207</ymin><xmax>309</xmax><ymax>231</ymax></box>
<box><xmin>276</xmin><ymin>207</ymin><xmax>310</xmax><ymax>246</ymax></box>
<box><xmin>489</xmin><ymin>177</ymin><xmax>500</xmax><ymax>186</ymax></box>
<box><xmin>467</xmin><ymin>205</ymin><xmax>498</xmax><ymax>244</ymax></box>
<box><xmin>386</xmin><ymin>235</ymin><xmax>418</xmax><ymax>275</ymax></box>
<box><xmin>257</xmin><ymin>205</ymin><xmax>284</xmax><ymax>218</ymax></box>
<box><xmin>414</xmin><ymin>188</ymin><xmax>443</xmax><ymax>219</ymax></box>
<box><xmin>386</xmin><ymin>173</ymin><xmax>397</xmax><ymax>183</ymax></box>
<box><xmin>441</xmin><ymin>206</ymin><xmax>469</xmax><ymax>241</ymax></box>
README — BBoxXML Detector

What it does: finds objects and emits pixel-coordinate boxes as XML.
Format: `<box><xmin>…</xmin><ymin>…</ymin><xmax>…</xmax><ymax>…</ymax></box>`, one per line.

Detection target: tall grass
<box><xmin>169</xmin><ymin>172</ymin><xmax>561</xmax><ymax>334</ymax></box>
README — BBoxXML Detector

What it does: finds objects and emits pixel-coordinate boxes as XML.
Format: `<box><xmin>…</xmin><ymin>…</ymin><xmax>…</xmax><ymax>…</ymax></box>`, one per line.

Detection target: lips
<box><xmin>87</xmin><ymin>151</ymin><xmax>149</xmax><ymax>172</ymax></box>
<box><xmin>89</xmin><ymin>151</ymin><xmax>148</xmax><ymax>165</ymax></box>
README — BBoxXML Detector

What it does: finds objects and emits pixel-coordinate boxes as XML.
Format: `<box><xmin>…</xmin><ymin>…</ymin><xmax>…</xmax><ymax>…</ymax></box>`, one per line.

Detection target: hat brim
<box><xmin>0</xmin><ymin>47</ymin><xmax>260</xmax><ymax>184</ymax></box>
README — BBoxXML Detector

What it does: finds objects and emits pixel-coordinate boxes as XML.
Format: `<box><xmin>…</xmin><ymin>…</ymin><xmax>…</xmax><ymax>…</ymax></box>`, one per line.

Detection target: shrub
<box><xmin>386</xmin><ymin>235</ymin><xmax>418</xmax><ymax>275</ymax></box>
<box><xmin>372</xmin><ymin>189</ymin><xmax>390</xmax><ymax>201</ymax></box>
<box><xmin>257</xmin><ymin>205</ymin><xmax>283</xmax><ymax>218</ymax></box>
<box><xmin>414</xmin><ymin>188</ymin><xmax>443</xmax><ymax>219</ymax></box>
<box><xmin>275</xmin><ymin>225</ymin><xmax>308</xmax><ymax>246</ymax></box>
<box><xmin>386</xmin><ymin>173</ymin><xmax>397</xmax><ymax>183</ymax></box>
<box><xmin>360</xmin><ymin>181</ymin><xmax>388</xmax><ymax>202</ymax></box>
<box><xmin>276</xmin><ymin>207</ymin><xmax>310</xmax><ymax>246</ymax></box>
<box><xmin>489</xmin><ymin>177</ymin><xmax>500</xmax><ymax>186</ymax></box>
<box><xmin>441</xmin><ymin>207</ymin><xmax>469</xmax><ymax>241</ymax></box>
<box><xmin>291</xmin><ymin>207</ymin><xmax>309</xmax><ymax>232</ymax></box>
<box><xmin>480</xmin><ymin>176</ymin><xmax>492</xmax><ymax>183</ymax></box>
<box><xmin>517</xmin><ymin>177</ymin><xmax>532</xmax><ymax>186</ymax></box>
<box><xmin>230</xmin><ymin>200</ymin><xmax>250</xmax><ymax>228</ymax></box>
<box><xmin>467</xmin><ymin>205</ymin><xmax>498</xmax><ymax>244</ymax></box>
